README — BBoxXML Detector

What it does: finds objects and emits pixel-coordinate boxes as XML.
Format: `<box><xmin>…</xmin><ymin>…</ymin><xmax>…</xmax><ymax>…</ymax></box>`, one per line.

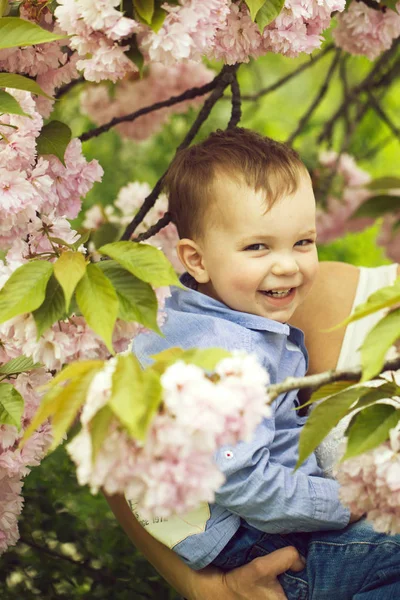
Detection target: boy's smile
<box><xmin>181</xmin><ymin>170</ymin><xmax>319</xmax><ymax>323</ymax></box>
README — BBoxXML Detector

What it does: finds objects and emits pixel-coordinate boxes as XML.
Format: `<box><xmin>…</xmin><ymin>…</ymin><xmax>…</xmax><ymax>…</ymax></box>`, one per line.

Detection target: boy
<box><xmin>132</xmin><ymin>129</ymin><xmax>400</xmax><ymax>599</ymax></box>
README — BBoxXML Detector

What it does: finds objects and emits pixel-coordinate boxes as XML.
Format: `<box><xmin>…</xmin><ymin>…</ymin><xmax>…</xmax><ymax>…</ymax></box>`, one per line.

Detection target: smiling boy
<box><xmin>132</xmin><ymin>129</ymin><xmax>400</xmax><ymax>599</ymax></box>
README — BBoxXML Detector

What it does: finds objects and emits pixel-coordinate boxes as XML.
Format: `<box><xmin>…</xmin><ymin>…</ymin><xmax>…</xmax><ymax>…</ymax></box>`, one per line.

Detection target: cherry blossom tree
<box><xmin>1</xmin><ymin>0</ymin><xmax>400</xmax><ymax>556</ymax></box>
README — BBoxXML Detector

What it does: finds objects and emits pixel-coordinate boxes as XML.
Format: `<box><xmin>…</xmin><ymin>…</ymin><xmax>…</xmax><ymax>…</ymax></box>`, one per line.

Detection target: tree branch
<box><xmin>238</xmin><ymin>44</ymin><xmax>334</xmax><ymax>101</ymax></box>
<box><xmin>317</xmin><ymin>40</ymin><xmax>400</xmax><ymax>144</ymax></box>
<box><xmin>79</xmin><ymin>75</ymin><xmax>221</xmax><ymax>143</ymax></box>
<box><xmin>287</xmin><ymin>49</ymin><xmax>341</xmax><ymax>145</ymax></box>
<box><xmin>120</xmin><ymin>64</ymin><xmax>239</xmax><ymax>241</ymax></box>
<box><xmin>227</xmin><ymin>71</ymin><xmax>242</xmax><ymax>129</ymax></box>
<box><xmin>266</xmin><ymin>355</ymin><xmax>400</xmax><ymax>403</ymax></box>
<box><xmin>367</xmin><ymin>91</ymin><xmax>400</xmax><ymax>141</ymax></box>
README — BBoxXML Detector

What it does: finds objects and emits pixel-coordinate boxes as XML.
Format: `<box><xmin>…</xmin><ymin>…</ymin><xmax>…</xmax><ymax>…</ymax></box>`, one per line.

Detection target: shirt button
<box><xmin>224</xmin><ymin>450</ymin><xmax>234</xmax><ymax>459</ymax></box>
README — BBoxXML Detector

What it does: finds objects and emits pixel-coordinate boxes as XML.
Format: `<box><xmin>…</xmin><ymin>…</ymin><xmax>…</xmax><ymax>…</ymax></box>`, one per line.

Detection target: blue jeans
<box><xmin>212</xmin><ymin>519</ymin><xmax>400</xmax><ymax>599</ymax></box>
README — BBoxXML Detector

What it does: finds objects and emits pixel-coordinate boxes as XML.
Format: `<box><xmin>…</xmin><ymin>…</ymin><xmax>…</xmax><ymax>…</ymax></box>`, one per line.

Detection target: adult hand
<box><xmin>192</xmin><ymin>547</ymin><xmax>305</xmax><ymax>600</ymax></box>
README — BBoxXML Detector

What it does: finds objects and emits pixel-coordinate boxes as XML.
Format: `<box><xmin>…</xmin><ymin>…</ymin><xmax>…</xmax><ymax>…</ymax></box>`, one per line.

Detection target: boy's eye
<box><xmin>295</xmin><ymin>239</ymin><xmax>315</xmax><ymax>247</ymax></box>
<box><xmin>244</xmin><ymin>243</ymin><xmax>268</xmax><ymax>251</ymax></box>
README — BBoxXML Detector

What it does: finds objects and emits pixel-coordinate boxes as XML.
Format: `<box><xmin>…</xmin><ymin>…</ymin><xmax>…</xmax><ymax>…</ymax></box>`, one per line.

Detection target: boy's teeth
<box><xmin>263</xmin><ymin>289</ymin><xmax>292</xmax><ymax>297</ymax></box>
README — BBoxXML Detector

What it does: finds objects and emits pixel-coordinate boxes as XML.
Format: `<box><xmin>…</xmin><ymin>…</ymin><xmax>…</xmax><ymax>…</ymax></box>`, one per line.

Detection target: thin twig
<box><xmin>136</xmin><ymin>211</ymin><xmax>172</xmax><ymax>242</ymax></box>
<box><xmin>318</xmin><ymin>41</ymin><xmax>400</xmax><ymax>144</ymax></box>
<box><xmin>367</xmin><ymin>91</ymin><xmax>400</xmax><ymax>141</ymax></box>
<box><xmin>266</xmin><ymin>355</ymin><xmax>400</xmax><ymax>402</ymax></box>
<box><xmin>79</xmin><ymin>75</ymin><xmax>221</xmax><ymax>143</ymax></box>
<box><xmin>121</xmin><ymin>64</ymin><xmax>239</xmax><ymax>241</ymax></box>
<box><xmin>238</xmin><ymin>44</ymin><xmax>334</xmax><ymax>101</ymax></box>
<box><xmin>55</xmin><ymin>76</ymin><xmax>85</xmax><ymax>99</ymax></box>
<box><xmin>19</xmin><ymin>536</ymin><xmax>108</xmax><ymax>577</ymax></box>
<box><xmin>287</xmin><ymin>49</ymin><xmax>341</xmax><ymax>145</ymax></box>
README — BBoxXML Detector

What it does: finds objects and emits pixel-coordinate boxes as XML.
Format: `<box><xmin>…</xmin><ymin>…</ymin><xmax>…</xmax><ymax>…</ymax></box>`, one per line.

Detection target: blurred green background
<box><xmin>1</xmin><ymin>42</ymin><xmax>398</xmax><ymax>598</ymax></box>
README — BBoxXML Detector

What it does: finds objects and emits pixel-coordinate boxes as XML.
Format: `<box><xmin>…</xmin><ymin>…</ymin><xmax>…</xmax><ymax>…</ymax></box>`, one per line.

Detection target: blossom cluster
<box><xmin>141</xmin><ymin>0</ymin><xmax>347</xmax><ymax>66</ymax></box>
<box><xmin>0</xmin><ymin>5</ymin><xmax>79</xmax><ymax>117</ymax></box>
<box><xmin>0</xmin><ymin>369</ymin><xmax>53</xmax><ymax>554</ymax></box>
<box><xmin>83</xmin><ymin>180</ymin><xmax>182</xmax><ymax>273</ymax></box>
<box><xmin>67</xmin><ymin>353</ymin><xmax>271</xmax><ymax>518</ymax></box>
<box><xmin>334</xmin><ymin>1</ymin><xmax>400</xmax><ymax>60</ymax></box>
<box><xmin>54</xmin><ymin>0</ymin><xmax>139</xmax><ymax>82</ymax></box>
<box><xmin>0</xmin><ymin>89</ymin><xmax>103</xmax><ymax>553</ymax></box>
<box><xmin>314</xmin><ymin>150</ymin><xmax>400</xmax><ymax>262</ymax></box>
<box><xmin>336</xmin><ymin>389</ymin><xmax>400</xmax><ymax>535</ymax></box>
<box><xmin>53</xmin><ymin>0</ymin><xmax>347</xmax><ymax>81</ymax></box>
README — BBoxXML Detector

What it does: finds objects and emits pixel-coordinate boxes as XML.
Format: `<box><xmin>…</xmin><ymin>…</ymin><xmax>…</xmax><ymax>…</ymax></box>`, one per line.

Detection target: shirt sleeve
<box><xmin>214</xmin><ymin>417</ymin><xmax>350</xmax><ymax>533</ymax></box>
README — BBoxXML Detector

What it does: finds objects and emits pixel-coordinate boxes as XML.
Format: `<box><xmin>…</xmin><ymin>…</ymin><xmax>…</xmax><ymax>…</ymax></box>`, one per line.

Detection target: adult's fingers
<box><xmin>250</xmin><ymin>546</ymin><xmax>306</xmax><ymax>577</ymax></box>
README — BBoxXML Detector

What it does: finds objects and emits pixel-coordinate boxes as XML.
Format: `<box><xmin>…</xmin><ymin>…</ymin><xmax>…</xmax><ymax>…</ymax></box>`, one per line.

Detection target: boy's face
<box><xmin>195</xmin><ymin>170</ymin><xmax>319</xmax><ymax>323</ymax></box>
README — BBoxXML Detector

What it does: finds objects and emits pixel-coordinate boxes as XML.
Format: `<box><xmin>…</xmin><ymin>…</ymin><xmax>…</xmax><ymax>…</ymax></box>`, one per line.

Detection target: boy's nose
<box><xmin>270</xmin><ymin>255</ymin><xmax>300</xmax><ymax>277</ymax></box>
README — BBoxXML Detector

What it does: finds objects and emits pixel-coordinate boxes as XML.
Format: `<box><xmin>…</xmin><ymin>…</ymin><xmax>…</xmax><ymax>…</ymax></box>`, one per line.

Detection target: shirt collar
<box><xmin>170</xmin><ymin>273</ymin><xmax>291</xmax><ymax>335</ymax></box>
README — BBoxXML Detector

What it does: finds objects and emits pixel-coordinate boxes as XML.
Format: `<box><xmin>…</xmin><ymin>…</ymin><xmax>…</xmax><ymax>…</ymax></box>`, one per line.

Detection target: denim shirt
<box><xmin>132</xmin><ymin>276</ymin><xmax>350</xmax><ymax>570</ymax></box>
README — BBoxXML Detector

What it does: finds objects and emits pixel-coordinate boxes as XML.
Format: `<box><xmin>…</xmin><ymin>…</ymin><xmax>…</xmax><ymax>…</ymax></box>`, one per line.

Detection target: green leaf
<box><xmin>36</xmin><ymin>120</ymin><xmax>72</xmax><ymax>166</ymax></box>
<box><xmin>297</xmin><ymin>380</ymin><xmax>355</xmax><ymax>410</ymax></box>
<box><xmin>296</xmin><ymin>386</ymin><xmax>371</xmax><ymax>469</ymax></box>
<box><xmin>245</xmin><ymin>0</ymin><xmax>267</xmax><ymax>20</ymax></box>
<box><xmin>133</xmin><ymin>0</ymin><xmax>154</xmax><ymax>24</ymax></box>
<box><xmin>351</xmin><ymin>382</ymin><xmax>400</xmax><ymax>412</ymax></box>
<box><xmin>0</xmin><ymin>72</ymin><xmax>53</xmax><ymax>98</ymax></box>
<box><xmin>255</xmin><ymin>0</ymin><xmax>285</xmax><ymax>32</ymax></box>
<box><xmin>90</xmin><ymin>404</ymin><xmax>113</xmax><ymax>462</ymax></box>
<box><xmin>98</xmin><ymin>241</ymin><xmax>181</xmax><ymax>288</ymax></box>
<box><xmin>108</xmin><ymin>354</ymin><xmax>162</xmax><ymax>441</ymax></box>
<box><xmin>75</xmin><ymin>263</ymin><xmax>118</xmax><ymax>354</ymax></box>
<box><xmin>0</xmin><ymin>16</ymin><xmax>66</xmax><ymax>49</ymax></box>
<box><xmin>0</xmin><ymin>89</ymin><xmax>29</xmax><ymax>116</ymax></box>
<box><xmin>381</xmin><ymin>0</ymin><xmax>399</xmax><ymax>12</ymax></box>
<box><xmin>0</xmin><ymin>261</ymin><xmax>53</xmax><ymax>324</ymax></box>
<box><xmin>125</xmin><ymin>37</ymin><xmax>145</xmax><ymax>77</ymax></box>
<box><xmin>344</xmin><ymin>405</ymin><xmax>400</xmax><ymax>460</ymax></box>
<box><xmin>21</xmin><ymin>362</ymin><xmax>102</xmax><ymax>448</ymax></box>
<box><xmin>151</xmin><ymin>347</ymin><xmax>232</xmax><ymax>372</ymax></box>
<box><xmin>331</xmin><ymin>277</ymin><xmax>400</xmax><ymax>329</ymax></box>
<box><xmin>53</xmin><ymin>251</ymin><xmax>87</xmax><ymax>311</ymax></box>
<box><xmin>98</xmin><ymin>260</ymin><xmax>161</xmax><ymax>334</ymax></box>
<box><xmin>32</xmin><ymin>275</ymin><xmax>66</xmax><ymax>338</ymax></box>
<box><xmin>367</xmin><ymin>176</ymin><xmax>400</xmax><ymax>190</ymax></box>
<box><xmin>351</xmin><ymin>195</ymin><xmax>400</xmax><ymax>219</ymax></box>
<box><xmin>0</xmin><ymin>355</ymin><xmax>41</xmax><ymax>376</ymax></box>
<box><xmin>47</xmin><ymin>359</ymin><xmax>105</xmax><ymax>389</ymax></box>
<box><xmin>50</xmin><ymin>370</ymin><xmax>99</xmax><ymax>450</ymax></box>
<box><xmin>361</xmin><ymin>308</ymin><xmax>400</xmax><ymax>381</ymax></box>
<box><xmin>0</xmin><ymin>0</ymin><xmax>9</xmax><ymax>17</ymax></box>
<box><xmin>149</xmin><ymin>3</ymin><xmax>167</xmax><ymax>32</ymax></box>
<box><xmin>0</xmin><ymin>383</ymin><xmax>24</xmax><ymax>430</ymax></box>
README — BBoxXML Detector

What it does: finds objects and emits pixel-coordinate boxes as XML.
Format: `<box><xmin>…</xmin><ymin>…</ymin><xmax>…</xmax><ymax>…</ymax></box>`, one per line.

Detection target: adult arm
<box><xmin>104</xmin><ymin>491</ymin><xmax>305</xmax><ymax>600</ymax></box>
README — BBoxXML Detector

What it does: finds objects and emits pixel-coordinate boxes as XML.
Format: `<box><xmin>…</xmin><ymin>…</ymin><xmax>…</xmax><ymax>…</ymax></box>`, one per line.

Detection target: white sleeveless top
<box><xmin>315</xmin><ymin>263</ymin><xmax>399</xmax><ymax>476</ymax></box>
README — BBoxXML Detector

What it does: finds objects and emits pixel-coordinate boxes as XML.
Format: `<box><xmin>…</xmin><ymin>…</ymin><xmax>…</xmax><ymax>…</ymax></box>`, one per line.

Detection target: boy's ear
<box><xmin>176</xmin><ymin>238</ymin><xmax>210</xmax><ymax>284</ymax></box>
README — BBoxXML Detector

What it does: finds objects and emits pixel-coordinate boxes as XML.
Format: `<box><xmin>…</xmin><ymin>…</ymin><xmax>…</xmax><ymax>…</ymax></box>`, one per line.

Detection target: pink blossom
<box><xmin>141</xmin><ymin>0</ymin><xmax>230</xmax><ymax>65</ymax></box>
<box><xmin>67</xmin><ymin>352</ymin><xmax>270</xmax><ymax>518</ymax></box>
<box><xmin>262</xmin><ymin>0</ymin><xmax>345</xmax><ymax>58</ymax></box>
<box><xmin>334</xmin><ymin>1</ymin><xmax>400</xmax><ymax>60</ymax></box>
<box><xmin>42</xmin><ymin>139</ymin><xmax>103</xmax><ymax>219</ymax></box>
<box><xmin>336</xmin><ymin>422</ymin><xmax>400</xmax><ymax>535</ymax></box>
<box><xmin>213</xmin><ymin>3</ymin><xmax>263</xmax><ymax>64</ymax></box>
